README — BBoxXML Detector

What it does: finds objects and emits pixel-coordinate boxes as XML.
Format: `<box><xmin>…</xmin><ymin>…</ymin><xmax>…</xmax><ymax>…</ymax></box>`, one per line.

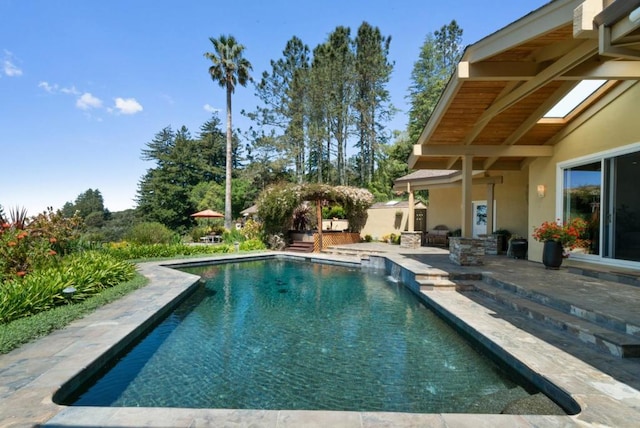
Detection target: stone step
<box><xmin>466</xmin><ymin>280</ymin><xmax>640</xmax><ymax>358</ymax></box>
<box><xmin>286</xmin><ymin>241</ymin><xmax>314</xmax><ymax>253</ymax></box>
<box><xmin>417</xmin><ymin>278</ymin><xmax>458</xmax><ymax>290</ymax></box>
<box><xmin>481</xmin><ymin>275</ymin><xmax>640</xmax><ymax>338</ymax></box>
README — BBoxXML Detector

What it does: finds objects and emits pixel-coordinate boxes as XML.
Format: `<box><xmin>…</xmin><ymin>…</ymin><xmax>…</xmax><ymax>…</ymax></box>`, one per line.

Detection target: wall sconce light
<box><xmin>537</xmin><ymin>184</ymin><xmax>546</xmax><ymax>198</ymax></box>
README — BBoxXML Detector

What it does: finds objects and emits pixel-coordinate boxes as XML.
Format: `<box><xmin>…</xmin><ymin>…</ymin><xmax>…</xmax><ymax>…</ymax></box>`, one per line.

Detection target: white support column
<box><xmin>486</xmin><ymin>183</ymin><xmax>495</xmax><ymax>234</ymax></box>
<box><xmin>407</xmin><ymin>182</ymin><xmax>415</xmax><ymax>232</ymax></box>
<box><xmin>461</xmin><ymin>155</ymin><xmax>473</xmax><ymax>238</ymax></box>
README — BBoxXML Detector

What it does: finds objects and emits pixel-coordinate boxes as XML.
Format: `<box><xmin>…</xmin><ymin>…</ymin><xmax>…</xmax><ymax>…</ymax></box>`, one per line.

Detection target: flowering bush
<box><xmin>257</xmin><ymin>183</ymin><xmax>374</xmax><ymax>236</ymax></box>
<box><xmin>0</xmin><ymin>208</ymin><xmax>82</xmax><ymax>281</ymax></box>
<box><xmin>532</xmin><ymin>218</ymin><xmax>589</xmax><ymax>249</ymax></box>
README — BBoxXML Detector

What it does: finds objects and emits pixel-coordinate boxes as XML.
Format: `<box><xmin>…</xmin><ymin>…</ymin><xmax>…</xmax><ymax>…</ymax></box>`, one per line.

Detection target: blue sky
<box><xmin>0</xmin><ymin>0</ymin><xmax>545</xmax><ymax>214</ymax></box>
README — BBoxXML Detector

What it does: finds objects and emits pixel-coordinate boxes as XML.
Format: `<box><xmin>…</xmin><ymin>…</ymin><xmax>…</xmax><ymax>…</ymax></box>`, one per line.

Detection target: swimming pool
<box><xmin>59</xmin><ymin>258</ymin><xmax>542</xmax><ymax>413</ymax></box>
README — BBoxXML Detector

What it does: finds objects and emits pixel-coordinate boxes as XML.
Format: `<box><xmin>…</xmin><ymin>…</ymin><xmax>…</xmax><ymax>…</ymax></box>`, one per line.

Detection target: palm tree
<box><xmin>205</xmin><ymin>35</ymin><xmax>252</xmax><ymax>229</ymax></box>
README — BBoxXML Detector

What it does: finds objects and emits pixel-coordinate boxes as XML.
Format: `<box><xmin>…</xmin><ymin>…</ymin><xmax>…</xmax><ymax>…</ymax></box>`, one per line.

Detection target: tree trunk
<box><xmin>225</xmin><ymin>85</ymin><xmax>233</xmax><ymax>230</ymax></box>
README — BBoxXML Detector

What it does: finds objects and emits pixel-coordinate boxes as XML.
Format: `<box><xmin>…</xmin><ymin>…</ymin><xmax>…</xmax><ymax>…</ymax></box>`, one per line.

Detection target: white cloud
<box><xmin>38</xmin><ymin>81</ymin><xmax>58</xmax><ymax>93</ymax></box>
<box><xmin>76</xmin><ymin>92</ymin><xmax>103</xmax><ymax>110</ymax></box>
<box><xmin>60</xmin><ymin>85</ymin><xmax>79</xmax><ymax>95</ymax></box>
<box><xmin>2</xmin><ymin>50</ymin><xmax>23</xmax><ymax>77</ymax></box>
<box><xmin>38</xmin><ymin>81</ymin><xmax>80</xmax><ymax>96</ymax></box>
<box><xmin>113</xmin><ymin>97</ymin><xmax>143</xmax><ymax>115</ymax></box>
<box><xmin>203</xmin><ymin>104</ymin><xmax>221</xmax><ymax>113</ymax></box>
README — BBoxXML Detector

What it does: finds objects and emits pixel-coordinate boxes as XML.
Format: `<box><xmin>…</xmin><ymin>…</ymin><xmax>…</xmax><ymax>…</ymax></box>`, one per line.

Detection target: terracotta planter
<box><xmin>542</xmin><ymin>240</ymin><xmax>563</xmax><ymax>269</ymax></box>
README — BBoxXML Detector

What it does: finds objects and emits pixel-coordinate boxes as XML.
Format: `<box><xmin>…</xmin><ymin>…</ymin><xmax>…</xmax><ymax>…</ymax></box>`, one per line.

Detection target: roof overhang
<box><xmin>407</xmin><ymin>0</ymin><xmax>640</xmax><ymax>173</ymax></box>
<box><xmin>393</xmin><ymin>170</ymin><xmax>503</xmax><ymax>192</ymax></box>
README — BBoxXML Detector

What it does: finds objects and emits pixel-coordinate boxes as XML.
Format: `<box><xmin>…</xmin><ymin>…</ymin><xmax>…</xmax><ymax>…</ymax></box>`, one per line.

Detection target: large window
<box><xmin>561</xmin><ymin>147</ymin><xmax>640</xmax><ymax>264</ymax></box>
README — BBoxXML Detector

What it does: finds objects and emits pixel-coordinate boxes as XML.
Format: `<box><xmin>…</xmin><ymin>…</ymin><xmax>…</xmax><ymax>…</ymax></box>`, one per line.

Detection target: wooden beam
<box><xmin>411</xmin><ymin>158</ymin><xmax>525</xmax><ymax>171</ymax></box>
<box><xmin>460</xmin><ymin>59</ymin><xmax>640</xmax><ymax>81</ymax></box>
<box><xmin>416</xmin><ymin>145</ymin><xmax>554</xmax><ymax>157</ymax></box>
<box><xmin>599</xmin><ymin>24</ymin><xmax>640</xmax><ymax>59</ymax></box>
<box><xmin>573</xmin><ymin>0</ymin><xmax>602</xmax><ymax>39</ymax></box>
<box><xmin>458</xmin><ymin>61</ymin><xmax>542</xmax><ymax>81</ymax></box>
<box><xmin>564</xmin><ymin>60</ymin><xmax>640</xmax><ymax>79</ymax></box>
<box><xmin>392</xmin><ymin>174</ymin><xmax>504</xmax><ymax>192</ymax></box>
<box><xmin>476</xmin><ymin>40</ymin><xmax>598</xmax><ymax>124</ymax></box>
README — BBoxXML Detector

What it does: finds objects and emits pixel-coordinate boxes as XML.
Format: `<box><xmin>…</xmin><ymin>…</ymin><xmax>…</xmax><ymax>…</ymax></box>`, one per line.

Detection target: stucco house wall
<box><xmin>427</xmin><ymin>170</ymin><xmax>529</xmax><ymax>237</ymax></box>
<box><xmin>528</xmin><ymin>83</ymin><xmax>640</xmax><ymax>263</ymax></box>
<box><xmin>360</xmin><ymin>201</ymin><xmax>426</xmax><ymax>240</ymax></box>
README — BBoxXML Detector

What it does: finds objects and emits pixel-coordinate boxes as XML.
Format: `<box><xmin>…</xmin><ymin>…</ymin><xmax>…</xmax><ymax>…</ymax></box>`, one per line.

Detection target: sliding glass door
<box><xmin>603</xmin><ymin>151</ymin><xmax>640</xmax><ymax>262</ymax></box>
<box><xmin>561</xmin><ymin>147</ymin><xmax>640</xmax><ymax>264</ymax></box>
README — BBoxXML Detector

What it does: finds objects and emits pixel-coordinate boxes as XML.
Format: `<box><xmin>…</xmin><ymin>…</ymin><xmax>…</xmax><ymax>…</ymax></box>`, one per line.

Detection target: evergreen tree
<box><xmin>407</xmin><ymin>20</ymin><xmax>463</xmax><ymax>143</ymax></box>
<box><xmin>325</xmin><ymin>26</ymin><xmax>354</xmax><ymax>185</ymax></box>
<box><xmin>136</xmin><ymin>121</ymin><xmax>229</xmax><ymax>231</ymax></box>
<box><xmin>249</xmin><ymin>37</ymin><xmax>310</xmax><ymax>183</ymax></box>
<box><xmin>354</xmin><ymin>22</ymin><xmax>394</xmax><ymax>186</ymax></box>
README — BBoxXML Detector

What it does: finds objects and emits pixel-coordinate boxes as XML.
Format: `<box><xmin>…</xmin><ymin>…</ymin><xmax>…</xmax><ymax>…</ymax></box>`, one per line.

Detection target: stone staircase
<box><xmin>459</xmin><ymin>275</ymin><xmax>640</xmax><ymax>358</ymax></box>
<box><xmin>285</xmin><ymin>240</ymin><xmax>314</xmax><ymax>253</ymax></box>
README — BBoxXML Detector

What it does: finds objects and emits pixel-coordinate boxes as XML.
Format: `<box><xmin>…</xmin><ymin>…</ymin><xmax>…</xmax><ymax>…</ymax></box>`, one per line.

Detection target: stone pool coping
<box><xmin>1</xmin><ymin>251</ymin><xmax>640</xmax><ymax>427</ymax></box>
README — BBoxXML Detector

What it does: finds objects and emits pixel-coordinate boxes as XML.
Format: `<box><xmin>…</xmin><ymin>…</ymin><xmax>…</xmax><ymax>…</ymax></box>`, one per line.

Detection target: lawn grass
<box><xmin>0</xmin><ymin>273</ymin><xmax>148</xmax><ymax>354</ymax></box>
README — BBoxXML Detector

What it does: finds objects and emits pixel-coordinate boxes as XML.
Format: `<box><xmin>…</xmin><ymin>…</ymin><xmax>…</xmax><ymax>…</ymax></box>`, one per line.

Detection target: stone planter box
<box><xmin>400</xmin><ymin>231</ymin><xmax>421</xmax><ymax>249</ymax></box>
<box><xmin>449</xmin><ymin>237</ymin><xmax>485</xmax><ymax>266</ymax></box>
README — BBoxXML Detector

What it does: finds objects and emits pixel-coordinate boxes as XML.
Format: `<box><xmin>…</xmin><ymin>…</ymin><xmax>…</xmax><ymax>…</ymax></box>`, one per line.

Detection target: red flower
<box><xmin>16</xmin><ymin>271</ymin><xmax>26</xmax><ymax>277</ymax></box>
<box><xmin>1</xmin><ymin>223</ymin><xmax>9</xmax><ymax>229</ymax></box>
<box><xmin>7</xmin><ymin>241</ymin><xmax>17</xmax><ymax>247</ymax></box>
<box><xmin>48</xmin><ymin>250</ymin><xmax>57</xmax><ymax>256</ymax></box>
<box><xmin>532</xmin><ymin>217</ymin><xmax>589</xmax><ymax>248</ymax></box>
<box><xmin>49</xmin><ymin>237</ymin><xmax>57</xmax><ymax>244</ymax></box>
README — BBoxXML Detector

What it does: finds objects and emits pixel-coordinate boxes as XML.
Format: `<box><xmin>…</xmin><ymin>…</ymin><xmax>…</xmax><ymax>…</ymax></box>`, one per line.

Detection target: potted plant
<box><xmin>532</xmin><ymin>218</ymin><xmax>588</xmax><ymax>269</ymax></box>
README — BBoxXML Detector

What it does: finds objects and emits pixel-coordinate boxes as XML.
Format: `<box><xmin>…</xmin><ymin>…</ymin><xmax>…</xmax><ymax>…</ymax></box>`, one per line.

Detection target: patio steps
<box><xmin>285</xmin><ymin>241</ymin><xmax>315</xmax><ymax>253</ymax></box>
<box><xmin>462</xmin><ymin>279</ymin><xmax>640</xmax><ymax>358</ymax></box>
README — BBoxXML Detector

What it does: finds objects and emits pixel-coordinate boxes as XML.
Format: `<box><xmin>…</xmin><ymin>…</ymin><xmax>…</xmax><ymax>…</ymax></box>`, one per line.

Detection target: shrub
<box><xmin>364</xmin><ymin>234</ymin><xmax>372</xmax><ymax>242</ymax></box>
<box><xmin>222</xmin><ymin>228</ymin><xmax>244</xmax><ymax>244</ymax></box>
<box><xmin>125</xmin><ymin>222</ymin><xmax>177</xmax><ymax>245</ymax></box>
<box><xmin>322</xmin><ymin>205</ymin><xmax>346</xmax><ymax>219</ymax></box>
<box><xmin>0</xmin><ymin>207</ymin><xmax>82</xmax><ymax>281</ymax></box>
<box><xmin>292</xmin><ymin>205</ymin><xmax>312</xmax><ymax>231</ymax></box>
<box><xmin>240</xmin><ymin>219</ymin><xmax>263</xmax><ymax>241</ymax></box>
<box><xmin>102</xmin><ymin>242</ymin><xmax>233</xmax><ymax>261</ymax></box>
<box><xmin>0</xmin><ymin>273</ymin><xmax>147</xmax><ymax>354</ymax></box>
<box><xmin>0</xmin><ymin>251</ymin><xmax>135</xmax><ymax>324</ymax></box>
<box><xmin>239</xmin><ymin>238</ymin><xmax>267</xmax><ymax>251</ymax></box>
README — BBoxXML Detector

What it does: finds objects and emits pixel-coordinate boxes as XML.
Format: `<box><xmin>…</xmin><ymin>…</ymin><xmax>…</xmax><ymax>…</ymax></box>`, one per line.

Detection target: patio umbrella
<box><xmin>190</xmin><ymin>209</ymin><xmax>224</xmax><ymax>219</ymax></box>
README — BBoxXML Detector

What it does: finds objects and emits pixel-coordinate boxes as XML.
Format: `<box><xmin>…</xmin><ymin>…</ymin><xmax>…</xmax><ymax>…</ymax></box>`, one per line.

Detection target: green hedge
<box><xmin>102</xmin><ymin>243</ymin><xmax>236</xmax><ymax>261</ymax></box>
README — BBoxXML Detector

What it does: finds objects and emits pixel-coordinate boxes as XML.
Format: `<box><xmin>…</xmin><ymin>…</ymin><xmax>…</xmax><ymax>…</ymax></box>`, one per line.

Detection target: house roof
<box><xmin>369</xmin><ymin>200</ymin><xmax>427</xmax><ymax>210</ymax></box>
<box><xmin>408</xmin><ymin>0</ymin><xmax>640</xmax><ymax>173</ymax></box>
<box><xmin>240</xmin><ymin>204</ymin><xmax>258</xmax><ymax>216</ymax></box>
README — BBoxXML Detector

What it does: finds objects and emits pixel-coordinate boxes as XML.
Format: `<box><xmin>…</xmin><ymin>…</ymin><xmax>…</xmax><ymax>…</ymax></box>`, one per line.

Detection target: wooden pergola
<box><xmin>398</xmin><ymin>0</ymin><xmax>640</xmax><ymax>237</ymax></box>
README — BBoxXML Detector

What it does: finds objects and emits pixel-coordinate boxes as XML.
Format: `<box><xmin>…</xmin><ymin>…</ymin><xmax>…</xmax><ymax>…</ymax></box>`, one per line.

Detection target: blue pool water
<box><xmin>68</xmin><ymin>259</ymin><xmax>531</xmax><ymax>413</ymax></box>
